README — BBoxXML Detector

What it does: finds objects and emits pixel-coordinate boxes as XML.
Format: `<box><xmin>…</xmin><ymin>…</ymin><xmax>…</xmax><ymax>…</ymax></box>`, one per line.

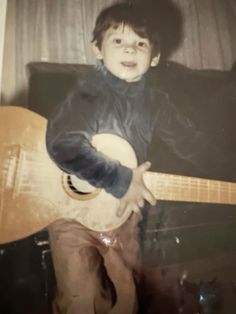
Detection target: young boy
<box><xmin>46</xmin><ymin>2</ymin><xmax>235</xmax><ymax>314</ymax></box>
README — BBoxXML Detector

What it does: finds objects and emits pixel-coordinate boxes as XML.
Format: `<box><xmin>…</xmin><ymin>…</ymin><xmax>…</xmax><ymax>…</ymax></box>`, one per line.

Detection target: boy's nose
<box><xmin>124</xmin><ymin>44</ymin><xmax>136</xmax><ymax>53</ymax></box>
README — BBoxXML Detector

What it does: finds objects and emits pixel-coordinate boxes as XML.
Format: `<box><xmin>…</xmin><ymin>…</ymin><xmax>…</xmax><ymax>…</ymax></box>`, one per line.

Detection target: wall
<box><xmin>0</xmin><ymin>0</ymin><xmax>7</xmax><ymax>103</ymax></box>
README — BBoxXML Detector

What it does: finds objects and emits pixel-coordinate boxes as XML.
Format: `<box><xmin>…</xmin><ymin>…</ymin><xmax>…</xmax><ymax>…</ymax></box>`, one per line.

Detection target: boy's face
<box><xmin>93</xmin><ymin>24</ymin><xmax>160</xmax><ymax>82</ymax></box>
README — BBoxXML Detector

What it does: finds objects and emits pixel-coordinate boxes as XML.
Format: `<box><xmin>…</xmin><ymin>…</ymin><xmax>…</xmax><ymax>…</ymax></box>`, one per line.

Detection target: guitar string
<box><xmin>18</xmin><ymin>176</ymin><xmax>236</xmax><ymax>193</ymax></box>
<box><xmin>3</xmin><ymin>170</ymin><xmax>235</xmax><ymax>204</ymax></box>
<box><xmin>6</xmin><ymin>158</ymin><xmax>236</xmax><ymax>201</ymax></box>
<box><xmin>16</xmin><ymin>166</ymin><xmax>236</xmax><ymax>193</ymax></box>
<box><xmin>145</xmin><ymin>173</ymin><xmax>236</xmax><ymax>190</ymax></box>
<box><xmin>18</xmin><ymin>158</ymin><xmax>236</xmax><ymax>190</ymax></box>
<box><xmin>9</xmin><ymin>151</ymin><xmax>233</xmax><ymax>186</ymax></box>
<box><xmin>17</xmin><ymin>176</ymin><xmax>236</xmax><ymax>204</ymax></box>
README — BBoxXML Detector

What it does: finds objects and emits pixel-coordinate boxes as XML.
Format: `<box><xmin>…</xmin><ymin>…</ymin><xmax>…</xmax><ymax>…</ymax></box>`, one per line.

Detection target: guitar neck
<box><xmin>144</xmin><ymin>172</ymin><xmax>236</xmax><ymax>205</ymax></box>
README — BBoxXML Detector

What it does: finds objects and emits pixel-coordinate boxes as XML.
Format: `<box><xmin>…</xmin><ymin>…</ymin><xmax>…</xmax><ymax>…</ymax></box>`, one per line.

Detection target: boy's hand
<box><xmin>116</xmin><ymin>161</ymin><xmax>156</xmax><ymax>217</ymax></box>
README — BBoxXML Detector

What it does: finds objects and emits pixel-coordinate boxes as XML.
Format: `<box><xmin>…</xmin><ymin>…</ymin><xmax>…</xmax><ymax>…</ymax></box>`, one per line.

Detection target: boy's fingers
<box><xmin>139</xmin><ymin>161</ymin><xmax>151</xmax><ymax>172</ymax></box>
<box><xmin>116</xmin><ymin>201</ymin><xmax>127</xmax><ymax>217</ymax></box>
<box><xmin>132</xmin><ymin>204</ymin><xmax>140</xmax><ymax>213</ymax></box>
<box><xmin>117</xmin><ymin>203</ymin><xmax>140</xmax><ymax>217</ymax></box>
<box><xmin>138</xmin><ymin>199</ymin><xmax>144</xmax><ymax>208</ymax></box>
<box><xmin>144</xmin><ymin>190</ymin><xmax>156</xmax><ymax>206</ymax></box>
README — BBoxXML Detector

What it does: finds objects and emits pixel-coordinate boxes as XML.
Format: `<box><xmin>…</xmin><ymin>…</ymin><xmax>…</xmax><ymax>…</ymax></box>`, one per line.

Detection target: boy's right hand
<box><xmin>116</xmin><ymin>161</ymin><xmax>156</xmax><ymax>217</ymax></box>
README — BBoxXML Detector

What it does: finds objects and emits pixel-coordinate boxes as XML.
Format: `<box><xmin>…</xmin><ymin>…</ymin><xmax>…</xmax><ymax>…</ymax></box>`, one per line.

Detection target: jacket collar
<box><xmin>97</xmin><ymin>63</ymin><xmax>146</xmax><ymax>97</ymax></box>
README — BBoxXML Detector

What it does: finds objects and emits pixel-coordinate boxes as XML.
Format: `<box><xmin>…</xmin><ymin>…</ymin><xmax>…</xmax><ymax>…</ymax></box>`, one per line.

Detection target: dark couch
<box><xmin>27</xmin><ymin>60</ymin><xmax>236</xmax><ymax>179</ymax></box>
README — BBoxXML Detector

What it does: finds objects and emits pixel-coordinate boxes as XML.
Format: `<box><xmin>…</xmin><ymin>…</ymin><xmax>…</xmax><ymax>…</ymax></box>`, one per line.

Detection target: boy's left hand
<box><xmin>116</xmin><ymin>161</ymin><xmax>156</xmax><ymax>217</ymax></box>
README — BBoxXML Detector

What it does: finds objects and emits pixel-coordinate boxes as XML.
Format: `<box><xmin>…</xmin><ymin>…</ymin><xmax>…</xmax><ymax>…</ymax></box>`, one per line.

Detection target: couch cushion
<box><xmin>27</xmin><ymin>62</ymin><xmax>95</xmax><ymax>118</ymax></box>
<box><xmin>27</xmin><ymin>61</ymin><xmax>236</xmax><ymax>178</ymax></box>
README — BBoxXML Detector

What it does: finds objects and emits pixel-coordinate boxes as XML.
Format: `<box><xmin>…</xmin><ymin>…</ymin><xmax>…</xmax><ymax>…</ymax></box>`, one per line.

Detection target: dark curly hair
<box><xmin>92</xmin><ymin>2</ymin><xmax>160</xmax><ymax>56</ymax></box>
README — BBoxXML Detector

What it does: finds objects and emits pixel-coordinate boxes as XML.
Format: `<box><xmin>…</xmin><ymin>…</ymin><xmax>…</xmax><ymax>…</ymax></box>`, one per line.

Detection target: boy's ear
<box><xmin>91</xmin><ymin>42</ymin><xmax>103</xmax><ymax>60</ymax></box>
<box><xmin>150</xmin><ymin>53</ymin><xmax>160</xmax><ymax>67</ymax></box>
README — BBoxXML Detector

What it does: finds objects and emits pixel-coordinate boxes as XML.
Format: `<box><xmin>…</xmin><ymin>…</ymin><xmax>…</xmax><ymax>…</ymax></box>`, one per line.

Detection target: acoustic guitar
<box><xmin>0</xmin><ymin>106</ymin><xmax>236</xmax><ymax>244</ymax></box>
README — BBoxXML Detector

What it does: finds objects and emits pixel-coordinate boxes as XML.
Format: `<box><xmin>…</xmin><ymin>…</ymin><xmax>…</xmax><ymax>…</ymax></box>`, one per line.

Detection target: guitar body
<box><xmin>0</xmin><ymin>106</ymin><xmax>136</xmax><ymax>244</ymax></box>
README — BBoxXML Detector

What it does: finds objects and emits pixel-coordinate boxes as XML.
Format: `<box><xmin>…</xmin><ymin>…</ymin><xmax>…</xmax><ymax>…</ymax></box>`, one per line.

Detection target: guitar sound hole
<box><xmin>67</xmin><ymin>175</ymin><xmax>90</xmax><ymax>195</ymax></box>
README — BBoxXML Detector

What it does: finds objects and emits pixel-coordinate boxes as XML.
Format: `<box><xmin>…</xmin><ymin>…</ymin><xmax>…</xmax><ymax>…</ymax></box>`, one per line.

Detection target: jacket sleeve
<box><xmin>154</xmin><ymin>94</ymin><xmax>236</xmax><ymax>181</ymax></box>
<box><xmin>45</xmin><ymin>84</ymin><xmax>132</xmax><ymax>198</ymax></box>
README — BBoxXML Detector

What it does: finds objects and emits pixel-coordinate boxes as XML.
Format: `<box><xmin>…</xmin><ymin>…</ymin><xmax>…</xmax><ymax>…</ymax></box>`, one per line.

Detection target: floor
<box><xmin>1</xmin><ymin>202</ymin><xmax>236</xmax><ymax>314</ymax></box>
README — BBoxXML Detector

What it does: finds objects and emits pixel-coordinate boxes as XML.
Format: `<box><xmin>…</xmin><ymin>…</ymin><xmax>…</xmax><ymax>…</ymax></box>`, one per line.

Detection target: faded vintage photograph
<box><xmin>0</xmin><ymin>1</ymin><xmax>236</xmax><ymax>313</ymax></box>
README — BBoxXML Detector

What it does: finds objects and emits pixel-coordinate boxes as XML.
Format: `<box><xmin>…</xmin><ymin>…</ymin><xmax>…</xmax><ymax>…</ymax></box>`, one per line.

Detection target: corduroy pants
<box><xmin>48</xmin><ymin>212</ymin><xmax>142</xmax><ymax>314</ymax></box>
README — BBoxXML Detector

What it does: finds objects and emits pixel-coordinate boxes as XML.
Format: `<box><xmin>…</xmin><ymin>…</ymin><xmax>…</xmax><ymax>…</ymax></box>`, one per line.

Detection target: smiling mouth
<box><xmin>121</xmin><ymin>61</ymin><xmax>137</xmax><ymax>68</ymax></box>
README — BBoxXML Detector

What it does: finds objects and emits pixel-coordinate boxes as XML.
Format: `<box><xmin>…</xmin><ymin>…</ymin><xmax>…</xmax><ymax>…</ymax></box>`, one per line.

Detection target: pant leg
<box><xmin>48</xmin><ymin>220</ymin><xmax>113</xmax><ymax>314</ymax></box>
<box><xmin>48</xmin><ymin>212</ymin><xmax>142</xmax><ymax>314</ymax></box>
<box><xmin>99</xmin><ymin>212</ymin><xmax>142</xmax><ymax>314</ymax></box>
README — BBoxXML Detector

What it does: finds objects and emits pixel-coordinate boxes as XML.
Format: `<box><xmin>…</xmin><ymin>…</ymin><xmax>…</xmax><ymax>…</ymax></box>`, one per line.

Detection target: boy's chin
<box><xmin>108</xmin><ymin>67</ymin><xmax>143</xmax><ymax>82</ymax></box>
<box><xmin>124</xmin><ymin>75</ymin><xmax>142</xmax><ymax>83</ymax></box>
<box><xmin>125</xmin><ymin>76</ymin><xmax>142</xmax><ymax>82</ymax></box>
<box><xmin>117</xmin><ymin>72</ymin><xmax>142</xmax><ymax>82</ymax></box>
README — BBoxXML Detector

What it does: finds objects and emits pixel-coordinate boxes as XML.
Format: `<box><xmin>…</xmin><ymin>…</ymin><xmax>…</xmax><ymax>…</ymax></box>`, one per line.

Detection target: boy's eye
<box><xmin>137</xmin><ymin>41</ymin><xmax>147</xmax><ymax>48</ymax></box>
<box><xmin>113</xmin><ymin>38</ymin><xmax>122</xmax><ymax>44</ymax></box>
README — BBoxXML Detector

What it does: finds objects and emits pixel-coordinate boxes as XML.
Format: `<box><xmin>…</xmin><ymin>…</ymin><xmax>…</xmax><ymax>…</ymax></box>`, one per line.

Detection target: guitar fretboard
<box><xmin>144</xmin><ymin>172</ymin><xmax>236</xmax><ymax>205</ymax></box>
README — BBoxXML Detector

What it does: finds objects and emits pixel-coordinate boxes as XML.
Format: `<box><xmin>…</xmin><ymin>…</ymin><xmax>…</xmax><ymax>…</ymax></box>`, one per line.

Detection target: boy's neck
<box><xmin>95</xmin><ymin>62</ymin><xmax>146</xmax><ymax>92</ymax></box>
